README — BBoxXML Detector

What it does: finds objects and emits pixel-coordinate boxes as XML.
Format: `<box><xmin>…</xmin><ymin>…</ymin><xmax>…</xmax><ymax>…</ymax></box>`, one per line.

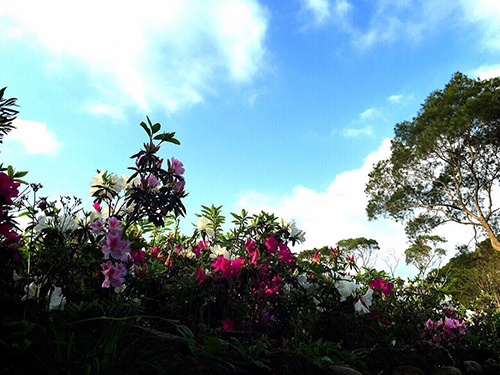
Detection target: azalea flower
<box><xmin>221</xmin><ymin>318</ymin><xmax>234</xmax><ymax>332</ymax></box>
<box><xmin>101</xmin><ymin>261</ymin><xmax>128</xmax><ymax>288</ymax></box>
<box><xmin>209</xmin><ymin>244</ymin><xmax>232</xmax><ymax>260</ymax></box>
<box><xmin>168</xmin><ymin>157</ymin><xmax>185</xmax><ymax>175</ymax></box>
<box><xmin>197</xmin><ymin>217</ymin><xmax>214</xmax><ymax>237</ymax></box>
<box><xmin>49</xmin><ymin>287</ymin><xmax>66</xmax><ymax>311</ymax></box>
<box><xmin>334</xmin><ymin>279</ymin><xmax>359</xmax><ymax>301</ymax></box>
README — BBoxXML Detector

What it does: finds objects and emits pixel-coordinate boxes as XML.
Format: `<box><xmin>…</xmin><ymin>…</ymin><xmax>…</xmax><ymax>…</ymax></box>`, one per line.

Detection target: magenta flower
<box><xmin>129</xmin><ymin>249</ymin><xmax>146</xmax><ymax>264</ymax></box>
<box><xmin>0</xmin><ymin>172</ymin><xmax>20</xmax><ymax>205</ymax></box>
<box><xmin>310</xmin><ymin>251</ymin><xmax>321</xmax><ymax>263</ymax></box>
<box><xmin>221</xmin><ymin>318</ymin><xmax>234</xmax><ymax>332</ymax></box>
<box><xmin>265</xmin><ymin>236</ymin><xmax>278</xmax><ymax>253</ymax></box>
<box><xmin>168</xmin><ymin>157</ymin><xmax>185</xmax><ymax>175</ymax></box>
<box><xmin>196</xmin><ymin>267</ymin><xmax>207</xmax><ymax>285</ymax></box>
<box><xmin>278</xmin><ymin>242</ymin><xmax>294</xmax><ymax>263</ymax></box>
<box><xmin>101</xmin><ymin>261</ymin><xmax>128</xmax><ymax>288</ymax></box>
<box><xmin>93</xmin><ymin>202</ymin><xmax>101</xmax><ymax>212</ymax></box>
<box><xmin>211</xmin><ymin>255</ymin><xmax>231</xmax><ymax>277</ymax></box>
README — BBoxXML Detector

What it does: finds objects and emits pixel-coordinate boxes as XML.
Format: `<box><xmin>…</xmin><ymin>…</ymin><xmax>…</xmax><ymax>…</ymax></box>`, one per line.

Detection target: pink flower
<box><xmin>102</xmin><ymin>232</ymin><xmax>130</xmax><ymax>261</ymax></box>
<box><xmin>425</xmin><ymin>319</ymin><xmax>436</xmax><ymax>330</ymax></box>
<box><xmin>93</xmin><ymin>202</ymin><xmax>101</xmax><ymax>213</ymax></box>
<box><xmin>168</xmin><ymin>158</ymin><xmax>185</xmax><ymax>175</ymax></box>
<box><xmin>91</xmin><ymin>220</ymin><xmax>104</xmax><ymax>234</ymax></box>
<box><xmin>108</xmin><ymin>217</ymin><xmax>122</xmax><ymax>233</ymax></box>
<box><xmin>101</xmin><ymin>261</ymin><xmax>128</xmax><ymax>288</ymax></box>
<box><xmin>174</xmin><ymin>178</ymin><xmax>185</xmax><ymax>192</ymax></box>
<box><xmin>221</xmin><ymin>318</ymin><xmax>233</xmax><ymax>332</ymax></box>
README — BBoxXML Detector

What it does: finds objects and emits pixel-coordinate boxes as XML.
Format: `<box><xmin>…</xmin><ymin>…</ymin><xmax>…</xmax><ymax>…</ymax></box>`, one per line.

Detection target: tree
<box><xmin>0</xmin><ymin>87</ymin><xmax>19</xmax><ymax>144</ymax></box>
<box><xmin>336</xmin><ymin>237</ymin><xmax>379</xmax><ymax>269</ymax></box>
<box><xmin>366</xmin><ymin>72</ymin><xmax>500</xmax><ymax>251</ymax></box>
<box><xmin>404</xmin><ymin>234</ymin><xmax>446</xmax><ymax>278</ymax></box>
<box><xmin>440</xmin><ymin>239</ymin><xmax>500</xmax><ymax>308</ymax></box>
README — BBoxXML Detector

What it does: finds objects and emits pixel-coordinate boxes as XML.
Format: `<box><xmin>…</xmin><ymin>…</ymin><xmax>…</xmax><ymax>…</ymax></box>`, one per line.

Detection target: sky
<box><xmin>2</xmin><ymin>0</ymin><xmax>500</xmax><ymax>278</ymax></box>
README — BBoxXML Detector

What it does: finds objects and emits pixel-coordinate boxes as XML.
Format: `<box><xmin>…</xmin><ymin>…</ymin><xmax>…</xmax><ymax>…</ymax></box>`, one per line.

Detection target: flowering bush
<box><xmin>1</xmin><ymin>101</ymin><xmax>499</xmax><ymax>372</ymax></box>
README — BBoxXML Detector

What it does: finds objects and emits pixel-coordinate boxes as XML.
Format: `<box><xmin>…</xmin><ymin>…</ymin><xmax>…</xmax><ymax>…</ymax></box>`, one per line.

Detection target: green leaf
<box><xmin>130</xmin><ymin>242</ymin><xmax>148</xmax><ymax>251</ymax></box>
<box><xmin>139</xmin><ymin>121</ymin><xmax>152</xmax><ymax>137</ymax></box>
<box><xmin>153</xmin><ymin>132</ymin><xmax>180</xmax><ymax>145</ymax></box>
<box><xmin>151</xmin><ymin>123</ymin><xmax>161</xmax><ymax>134</ymax></box>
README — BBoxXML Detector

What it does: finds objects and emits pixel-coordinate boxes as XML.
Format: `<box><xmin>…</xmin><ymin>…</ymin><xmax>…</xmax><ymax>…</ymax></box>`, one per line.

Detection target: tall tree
<box><xmin>405</xmin><ymin>235</ymin><xmax>446</xmax><ymax>278</ymax></box>
<box><xmin>366</xmin><ymin>73</ymin><xmax>500</xmax><ymax>251</ymax></box>
<box><xmin>336</xmin><ymin>237</ymin><xmax>379</xmax><ymax>269</ymax></box>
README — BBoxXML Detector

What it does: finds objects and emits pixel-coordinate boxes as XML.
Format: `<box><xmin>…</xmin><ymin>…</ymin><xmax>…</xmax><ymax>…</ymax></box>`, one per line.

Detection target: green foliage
<box><xmin>405</xmin><ymin>234</ymin><xmax>447</xmax><ymax>278</ymax></box>
<box><xmin>337</xmin><ymin>237</ymin><xmax>380</xmax><ymax>269</ymax></box>
<box><xmin>366</xmin><ymin>72</ymin><xmax>500</xmax><ymax>251</ymax></box>
<box><xmin>0</xmin><ymin>87</ymin><xmax>19</xmax><ymax>144</ymax></box>
<box><xmin>440</xmin><ymin>238</ymin><xmax>500</xmax><ymax>309</ymax></box>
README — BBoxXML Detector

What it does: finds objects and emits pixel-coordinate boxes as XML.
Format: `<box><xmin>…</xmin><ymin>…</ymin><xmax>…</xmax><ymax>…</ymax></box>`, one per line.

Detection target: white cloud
<box><xmin>2</xmin><ymin>0</ymin><xmax>269</xmax><ymax>113</ymax></box>
<box><xmin>459</xmin><ymin>0</ymin><xmax>500</xmax><ymax>51</ymax></box>
<box><xmin>472</xmin><ymin>65</ymin><xmax>500</xmax><ymax>80</ymax></box>
<box><xmin>359</xmin><ymin>108</ymin><xmax>378</xmax><ymax>120</ymax></box>
<box><xmin>343</xmin><ymin>125</ymin><xmax>373</xmax><ymax>138</ymax></box>
<box><xmin>388</xmin><ymin>94</ymin><xmax>404</xmax><ymax>103</ymax></box>
<box><xmin>299</xmin><ymin>0</ymin><xmax>331</xmax><ymax>28</ymax></box>
<box><xmin>235</xmin><ymin>138</ymin><xmax>479</xmax><ymax>278</ymax></box>
<box><xmin>87</xmin><ymin>104</ymin><xmax>125</xmax><ymax>121</ymax></box>
<box><xmin>6</xmin><ymin>119</ymin><xmax>62</xmax><ymax>155</ymax></box>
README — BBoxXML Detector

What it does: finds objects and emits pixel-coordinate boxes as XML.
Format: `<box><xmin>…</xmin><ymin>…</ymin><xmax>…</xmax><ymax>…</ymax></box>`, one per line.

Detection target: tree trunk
<box><xmin>482</xmin><ymin>220</ymin><xmax>500</xmax><ymax>252</ymax></box>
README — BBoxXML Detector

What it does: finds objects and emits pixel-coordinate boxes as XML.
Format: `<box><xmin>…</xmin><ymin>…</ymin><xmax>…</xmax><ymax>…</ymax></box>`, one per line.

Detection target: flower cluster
<box><xmin>92</xmin><ymin>217</ymin><xmax>130</xmax><ymax>289</ymax></box>
<box><xmin>425</xmin><ymin>316</ymin><xmax>466</xmax><ymax>345</ymax></box>
<box><xmin>0</xmin><ymin>172</ymin><xmax>23</xmax><ymax>260</ymax></box>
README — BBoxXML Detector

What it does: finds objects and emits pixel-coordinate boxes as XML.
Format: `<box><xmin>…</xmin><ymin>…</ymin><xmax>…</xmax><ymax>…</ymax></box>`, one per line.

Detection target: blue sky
<box><xmin>2</xmin><ymin>0</ymin><xmax>500</xmax><ymax>277</ymax></box>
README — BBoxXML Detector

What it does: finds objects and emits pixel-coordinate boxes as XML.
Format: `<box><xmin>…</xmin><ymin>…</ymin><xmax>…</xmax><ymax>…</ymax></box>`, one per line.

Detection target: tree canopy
<box><xmin>336</xmin><ymin>237</ymin><xmax>379</xmax><ymax>269</ymax></box>
<box><xmin>365</xmin><ymin>72</ymin><xmax>500</xmax><ymax>251</ymax></box>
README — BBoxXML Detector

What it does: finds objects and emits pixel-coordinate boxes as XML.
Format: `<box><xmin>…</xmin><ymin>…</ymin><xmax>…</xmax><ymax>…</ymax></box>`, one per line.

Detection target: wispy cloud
<box><xmin>298</xmin><ymin>0</ymin><xmax>331</xmax><ymax>29</ymax></box>
<box><xmin>460</xmin><ymin>0</ymin><xmax>500</xmax><ymax>51</ymax></box>
<box><xmin>388</xmin><ymin>94</ymin><xmax>404</xmax><ymax>103</ymax></box>
<box><xmin>7</xmin><ymin>119</ymin><xmax>62</xmax><ymax>155</ymax></box>
<box><xmin>87</xmin><ymin>104</ymin><xmax>125</xmax><ymax>121</ymax></box>
<box><xmin>343</xmin><ymin>125</ymin><xmax>373</xmax><ymax>138</ymax></box>
<box><xmin>2</xmin><ymin>0</ymin><xmax>269</xmax><ymax>114</ymax></box>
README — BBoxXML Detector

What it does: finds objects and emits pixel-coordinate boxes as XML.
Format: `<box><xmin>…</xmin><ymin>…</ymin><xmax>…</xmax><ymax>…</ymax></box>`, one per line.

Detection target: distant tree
<box><xmin>366</xmin><ymin>73</ymin><xmax>500</xmax><ymax>252</ymax></box>
<box><xmin>405</xmin><ymin>235</ymin><xmax>446</xmax><ymax>278</ymax></box>
<box><xmin>297</xmin><ymin>246</ymin><xmax>333</xmax><ymax>265</ymax></box>
<box><xmin>336</xmin><ymin>237</ymin><xmax>379</xmax><ymax>269</ymax></box>
<box><xmin>382</xmin><ymin>249</ymin><xmax>401</xmax><ymax>278</ymax></box>
<box><xmin>0</xmin><ymin>87</ymin><xmax>19</xmax><ymax>144</ymax></box>
<box><xmin>440</xmin><ymin>238</ymin><xmax>500</xmax><ymax>308</ymax></box>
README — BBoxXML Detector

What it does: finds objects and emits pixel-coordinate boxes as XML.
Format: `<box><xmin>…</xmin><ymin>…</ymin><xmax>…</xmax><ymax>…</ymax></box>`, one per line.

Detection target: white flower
<box><xmin>355</xmin><ymin>288</ymin><xmax>373</xmax><ymax>315</ymax></box>
<box><xmin>209</xmin><ymin>244</ymin><xmax>233</xmax><ymax>260</ymax></box>
<box><xmin>334</xmin><ymin>279</ymin><xmax>360</xmax><ymax>302</ymax></box>
<box><xmin>297</xmin><ymin>274</ymin><xmax>319</xmax><ymax>294</ymax></box>
<box><xmin>49</xmin><ymin>287</ymin><xmax>66</xmax><ymax>311</ymax></box>
<box><xmin>22</xmin><ymin>282</ymin><xmax>40</xmax><ymax>301</ymax></box>
<box><xmin>283</xmin><ymin>219</ymin><xmax>306</xmax><ymax>243</ymax></box>
<box><xmin>34</xmin><ymin>215</ymin><xmax>49</xmax><ymax>233</ymax></box>
<box><xmin>197</xmin><ymin>217</ymin><xmax>214</xmax><ymax>237</ymax></box>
